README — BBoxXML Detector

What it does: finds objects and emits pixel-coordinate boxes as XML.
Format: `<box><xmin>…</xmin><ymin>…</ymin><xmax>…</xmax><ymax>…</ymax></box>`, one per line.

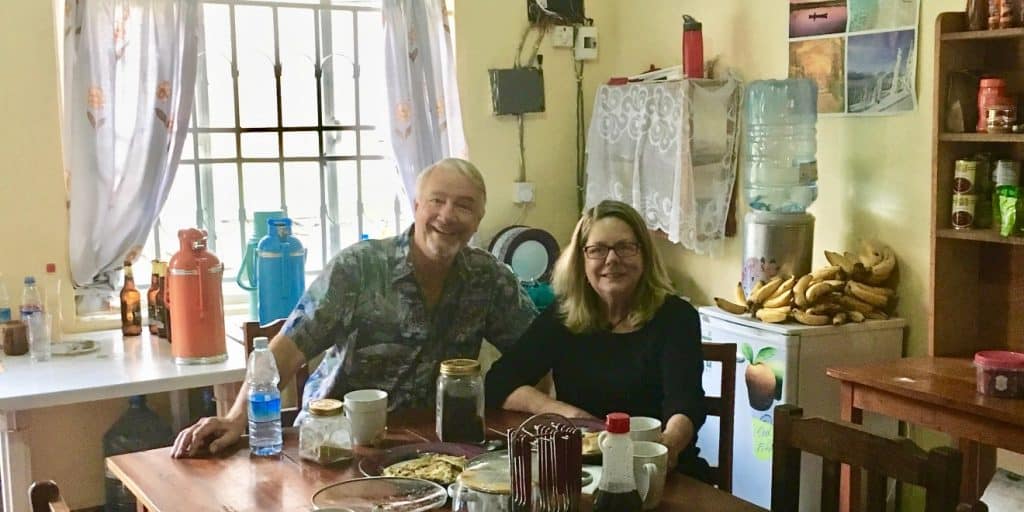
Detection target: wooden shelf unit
<box><xmin>931</xmin><ymin>13</ymin><xmax>1024</xmax><ymax>358</ymax></box>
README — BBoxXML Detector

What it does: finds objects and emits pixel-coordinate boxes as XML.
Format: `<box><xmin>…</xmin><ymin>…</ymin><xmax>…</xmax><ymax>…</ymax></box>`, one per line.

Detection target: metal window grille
<box><xmin>145</xmin><ymin>0</ymin><xmax>408</xmax><ymax>292</ymax></box>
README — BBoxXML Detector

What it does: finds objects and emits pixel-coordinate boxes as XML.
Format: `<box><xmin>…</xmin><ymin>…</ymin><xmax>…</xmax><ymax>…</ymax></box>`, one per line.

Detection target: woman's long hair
<box><xmin>552</xmin><ymin>200</ymin><xmax>675</xmax><ymax>333</ymax></box>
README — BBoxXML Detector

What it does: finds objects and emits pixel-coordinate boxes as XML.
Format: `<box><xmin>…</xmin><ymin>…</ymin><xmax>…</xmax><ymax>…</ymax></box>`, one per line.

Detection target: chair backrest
<box><xmin>243</xmin><ymin>319</ymin><xmax>308</xmax><ymax>425</ymax></box>
<box><xmin>771</xmin><ymin>404</ymin><xmax>963</xmax><ymax>512</ymax></box>
<box><xmin>701</xmin><ymin>342</ymin><xmax>736</xmax><ymax>492</ymax></box>
<box><xmin>29</xmin><ymin>481</ymin><xmax>70</xmax><ymax>512</ymax></box>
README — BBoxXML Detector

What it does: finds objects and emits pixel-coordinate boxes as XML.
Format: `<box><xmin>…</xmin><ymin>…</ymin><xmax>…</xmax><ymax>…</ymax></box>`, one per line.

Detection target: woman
<box><xmin>485</xmin><ymin>200</ymin><xmax>710</xmax><ymax>481</ymax></box>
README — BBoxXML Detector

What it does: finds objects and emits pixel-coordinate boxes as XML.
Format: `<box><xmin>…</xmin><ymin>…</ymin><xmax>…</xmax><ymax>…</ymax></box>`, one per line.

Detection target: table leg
<box><xmin>0</xmin><ymin>410</ymin><xmax>30</xmax><ymax>512</ymax></box>
<box><xmin>169</xmin><ymin>390</ymin><xmax>189</xmax><ymax>433</ymax></box>
<box><xmin>958</xmin><ymin>439</ymin><xmax>996</xmax><ymax>503</ymax></box>
<box><xmin>214</xmin><ymin>382</ymin><xmax>241</xmax><ymax>416</ymax></box>
<box><xmin>839</xmin><ymin>382</ymin><xmax>863</xmax><ymax>512</ymax></box>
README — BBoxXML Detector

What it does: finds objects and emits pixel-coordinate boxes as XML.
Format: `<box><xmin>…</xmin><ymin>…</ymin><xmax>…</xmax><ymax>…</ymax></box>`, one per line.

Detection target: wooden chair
<box><xmin>29</xmin><ymin>481</ymin><xmax>70</xmax><ymax>512</ymax></box>
<box><xmin>701</xmin><ymin>342</ymin><xmax>736</xmax><ymax>492</ymax></box>
<box><xmin>771</xmin><ymin>404</ymin><xmax>965</xmax><ymax>512</ymax></box>
<box><xmin>242</xmin><ymin>319</ymin><xmax>309</xmax><ymax>425</ymax></box>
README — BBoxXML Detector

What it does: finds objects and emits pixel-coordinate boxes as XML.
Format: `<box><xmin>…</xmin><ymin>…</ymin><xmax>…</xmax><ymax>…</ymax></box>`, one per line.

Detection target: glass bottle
<box><xmin>299</xmin><ymin>398</ymin><xmax>353</xmax><ymax>465</ymax></box>
<box><xmin>43</xmin><ymin>263</ymin><xmax>62</xmax><ymax>341</ymax></box>
<box><xmin>593</xmin><ymin>413</ymin><xmax>643</xmax><ymax>512</ymax></box>
<box><xmin>436</xmin><ymin>358</ymin><xmax>486</xmax><ymax>443</ymax></box>
<box><xmin>147</xmin><ymin>260</ymin><xmax>161</xmax><ymax>336</ymax></box>
<box><xmin>0</xmin><ymin>272</ymin><xmax>11</xmax><ymax>322</ymax></box>
<box><xmin>120</xmin><ymin>262</ymin><xmax>142</xmax><ymax>336</ymax></box>
<box><xmin>158</xmin><ymin>263</ymin><xmax>171</xmax><ymax>341</ymax></box>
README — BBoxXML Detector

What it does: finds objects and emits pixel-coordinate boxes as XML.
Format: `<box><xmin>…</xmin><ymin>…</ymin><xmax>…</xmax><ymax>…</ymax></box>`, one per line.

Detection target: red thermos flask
<box><xmin>682</xmin><ymin>15</ymin><xmax>704</xmax><ymax>79</ymax></box>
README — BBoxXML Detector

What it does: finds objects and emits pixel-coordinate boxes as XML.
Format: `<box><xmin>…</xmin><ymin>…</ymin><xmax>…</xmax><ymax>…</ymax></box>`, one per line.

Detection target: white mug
<box><xmin>633</xmin><ymin>441</ymin><xmax>668</xmax><ymax>510</ymax></box>
<box><xmin>629</xmin><ymin>416</ymin><xmax>662</xmax><ymax>443</ymax></box>
<box><xmin>343</xmin><ymin>389</ymin><xmax>388</xmax><ymax>446</ymax></box>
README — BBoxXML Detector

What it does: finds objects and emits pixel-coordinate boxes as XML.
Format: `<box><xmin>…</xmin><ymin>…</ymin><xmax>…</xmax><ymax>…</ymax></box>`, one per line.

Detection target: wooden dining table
<box><xmin>107</xmin><ymin>408</ymin><xmax>766</xmax><ymax>512</ymax></box>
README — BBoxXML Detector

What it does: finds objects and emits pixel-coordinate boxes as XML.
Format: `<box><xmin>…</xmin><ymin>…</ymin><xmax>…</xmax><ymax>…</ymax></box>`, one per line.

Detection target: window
<box><xmin>141</xmin><ymin>0</ymin><xmax>409</xmax><ymax>301</ymax></box>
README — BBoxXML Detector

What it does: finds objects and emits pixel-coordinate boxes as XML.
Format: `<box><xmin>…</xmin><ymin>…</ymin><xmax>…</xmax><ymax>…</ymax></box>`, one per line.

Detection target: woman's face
<box><xmin>582</xmin><ymin>217</ymin><xmax>644</xmax><ymax>305</ymax></box>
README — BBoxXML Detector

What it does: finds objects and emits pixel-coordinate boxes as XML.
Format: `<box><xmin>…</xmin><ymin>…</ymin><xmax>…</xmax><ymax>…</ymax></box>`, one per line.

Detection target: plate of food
<box><xmin>359</xmin><ymin>443</ymin><xmax>488</xmax><ymax>486</ymax></box>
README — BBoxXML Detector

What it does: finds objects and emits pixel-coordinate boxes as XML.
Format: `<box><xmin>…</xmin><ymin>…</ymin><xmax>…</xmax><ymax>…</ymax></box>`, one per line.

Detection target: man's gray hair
<box><xmin>414</xmin><ymin>158</ymin><xmax>487</xmax><ymax>208</ymax></box>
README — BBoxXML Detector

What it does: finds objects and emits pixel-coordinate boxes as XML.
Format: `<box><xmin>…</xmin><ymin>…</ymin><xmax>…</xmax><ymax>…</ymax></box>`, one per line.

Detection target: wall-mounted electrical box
<box><xmin>574</xmin><ymin>25</ymin><xmax>597</xmax><ymax>60</ymax></box>
<box><xmin>527</xmin><ymin>0</ymin><xmax>585</xmax><ymax>24</ymax></box>
<box><xmin>489</xmin><ymin>67</ymin><xmax>545</xmax><ymax>115</ymax></box>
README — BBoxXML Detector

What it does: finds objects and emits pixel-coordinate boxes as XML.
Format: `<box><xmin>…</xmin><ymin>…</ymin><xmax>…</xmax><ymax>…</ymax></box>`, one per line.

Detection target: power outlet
<box><xmin>513</xmin><ymin>182</ymin><xmax>535</xmax><ymax>204</ymax></box>
<box><xmin>552</xmin><ymin>26</ymin><xmax>574</xmax><ymax>48</ymax></box>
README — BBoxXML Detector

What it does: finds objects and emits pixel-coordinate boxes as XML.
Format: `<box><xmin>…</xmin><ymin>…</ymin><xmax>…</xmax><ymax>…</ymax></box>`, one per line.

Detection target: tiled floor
<box><xmin>981</xmin><ymin>469</ymin><xmax>1024</xmax><ymax>511</ymax></box>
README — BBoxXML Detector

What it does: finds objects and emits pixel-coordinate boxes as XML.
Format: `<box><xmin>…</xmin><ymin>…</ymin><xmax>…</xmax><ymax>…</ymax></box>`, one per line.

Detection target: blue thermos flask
<box><xmin>237</xmin><ymin>211</ymin><xmax>283</xmax><ymax>320</ymax></box>
<box><xmin>256</xmin><ymin>217</ymin><xmax>306</xmax><ymax>323</ymax></box>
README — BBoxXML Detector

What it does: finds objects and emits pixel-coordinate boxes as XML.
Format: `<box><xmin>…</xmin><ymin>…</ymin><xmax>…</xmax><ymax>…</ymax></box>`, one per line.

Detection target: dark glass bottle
<box><xmin>103</xmin><ymin>396</ymin><xmax>173</xmax><ymax>511</ymax></box>
<box><xmin>147</xmin><ymin>260</ymin><xmax>161</xmax><ymax>335</ymax></box>
<box><xmin>119</xmin><ymin>262</ymin><xmax>142</xmax><ymax>336</ymax></box>
<box><xmin>157</xmin><ymin>266</ymin><xmax>171</xmax><ymax>341</ymax></box>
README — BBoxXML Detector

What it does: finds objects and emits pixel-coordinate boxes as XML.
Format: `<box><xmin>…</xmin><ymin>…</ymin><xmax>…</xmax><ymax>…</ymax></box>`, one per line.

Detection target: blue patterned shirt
<box><xmin>282</xmin><ymin>226</ymin><xmax>537</xmax><ymax>418</ymax></box>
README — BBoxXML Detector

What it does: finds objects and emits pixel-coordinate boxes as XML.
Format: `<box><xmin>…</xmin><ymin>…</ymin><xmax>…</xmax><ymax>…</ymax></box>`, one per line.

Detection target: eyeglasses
<box><xmin>582</xmin><ymin>242</ymin><xmax>641</xmax><ymax>260</ymax></box>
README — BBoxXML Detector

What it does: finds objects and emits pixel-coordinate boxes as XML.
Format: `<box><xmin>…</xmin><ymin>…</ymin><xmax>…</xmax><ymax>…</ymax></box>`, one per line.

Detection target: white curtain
<box><xmin>63</xmin><ymin>0</ymin><xmax>199</xmax><ymax>289</ymax></box>
<box><xmin>382</xmin><ymin>0</ymin><xmax>467</xmax><ymax>207</ymax></box>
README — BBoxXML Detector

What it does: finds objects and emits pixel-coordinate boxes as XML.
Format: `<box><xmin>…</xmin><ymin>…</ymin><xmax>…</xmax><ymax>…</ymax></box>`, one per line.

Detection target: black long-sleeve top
<box><xmin>485</xmin><ymin>295</ymin><xmax>708</xmax><ymax>470</ymax></box>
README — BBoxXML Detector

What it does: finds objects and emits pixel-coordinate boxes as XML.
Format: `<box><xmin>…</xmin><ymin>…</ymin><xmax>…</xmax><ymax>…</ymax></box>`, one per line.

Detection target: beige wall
<box><xmin>4</xmin><ymin>0</ymin><xmax>1017</xmax><ymax>508</ymax></box>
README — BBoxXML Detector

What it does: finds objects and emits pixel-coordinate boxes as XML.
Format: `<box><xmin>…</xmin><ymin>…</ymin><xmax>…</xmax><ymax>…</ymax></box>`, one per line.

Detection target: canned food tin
<box><xmin>994</xmin><ymin>160</ymin><xmax>1020</xmax><ymax>187</ymax></box>
<box><xmin>952</xmin><ymin>193</ymin><xmax>978</xmax><ymax>230</ymax></box>
<box><xmin>954</xmin><ymin>159</ymin><xmax>978</xmax><ymax>193</ymax></box>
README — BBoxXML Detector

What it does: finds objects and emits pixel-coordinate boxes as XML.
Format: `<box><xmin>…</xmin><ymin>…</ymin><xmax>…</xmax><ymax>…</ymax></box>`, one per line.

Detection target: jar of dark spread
<box><xmin>436</xmin><ymin>358</ymin><xmax>486</xmax><ymax>443</ymax></box>
<box><xmin>974</xmin><ymin>350</ymin><xmax>1024</xmax><ymax>398</ymax></box>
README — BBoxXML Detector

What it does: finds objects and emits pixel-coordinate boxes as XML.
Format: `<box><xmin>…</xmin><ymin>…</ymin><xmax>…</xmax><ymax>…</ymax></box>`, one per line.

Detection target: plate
<box><xmin>311</xmin><ymin>476</ymin><xmax>448</xmax><ymax>512</ymax></box>
<box><xmin>50</xmin><ymin>340</ymin><xmax>99</xmax><ymax>356</ymax></box>
<box><xmin>359</xmin><ymin>442</ymin><xmax>488</xmax><ymax>483</ymax></box>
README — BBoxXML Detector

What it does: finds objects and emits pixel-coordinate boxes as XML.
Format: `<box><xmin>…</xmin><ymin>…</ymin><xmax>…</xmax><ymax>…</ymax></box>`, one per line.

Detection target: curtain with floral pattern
<box><xmin>63</xmin><ymin>0</ymin><xmax>199</xmax><ymax>291</ymax></box>
<box><xmin>383</xmin><ymin>0</ymin><xmax>467</xmax><ymax>207</ymax></box>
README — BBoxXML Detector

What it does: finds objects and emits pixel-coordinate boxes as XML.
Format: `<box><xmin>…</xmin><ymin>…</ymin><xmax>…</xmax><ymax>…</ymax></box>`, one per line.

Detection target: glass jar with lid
<box><xmin>436</xmin><ymin>358</ymin><xmax>486</xmax><ymax>443</ymax></box>
<box><xmin>299</xmin><ymin>398</ymin><xmax>353</xmax><ymax>465</ymax></box>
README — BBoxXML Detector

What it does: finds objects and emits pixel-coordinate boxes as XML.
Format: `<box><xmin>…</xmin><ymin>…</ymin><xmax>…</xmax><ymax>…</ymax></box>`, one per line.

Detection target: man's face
<box><xmin>413</xmin><ymin>166</ymin><xmax>484</xmax><ymax>263</ymax></box>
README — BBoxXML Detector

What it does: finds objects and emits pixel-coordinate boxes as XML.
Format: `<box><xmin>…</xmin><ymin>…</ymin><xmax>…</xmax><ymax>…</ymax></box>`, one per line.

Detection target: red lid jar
<box><xmin>974</xmin><ymin>350</ymin><xmax>1024</xmax><ymax>398</ymax></box>
<box><xmin>977</xmin><ymin>78</ymin><xmax>1008</xmax><ymax>133</ymax></box>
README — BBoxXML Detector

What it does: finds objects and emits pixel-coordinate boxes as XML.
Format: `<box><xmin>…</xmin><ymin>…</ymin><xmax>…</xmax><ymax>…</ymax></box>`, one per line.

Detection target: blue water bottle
<box><xmin>103</xmin><ymin>396</ymin><xmax>173</xmax><ymax>511</ymax></box>
<box><xmin>237</xmin><ymin>210</ymin><xmax>283</xmax><ymax>320</ymax></box>
<box><xmin>248</xmin><ymin>336</ymin><xmax>282</xmax><ymax>456</ymax></box>
<box><xmin>742</xmin><ymin>78</ymin><xmax>819</xmax><ymax>212</ymax></box>
<box><xmin>256</xmin><ymin>217</ymin><xmax>306</xmax><ymax>323</ymax></box>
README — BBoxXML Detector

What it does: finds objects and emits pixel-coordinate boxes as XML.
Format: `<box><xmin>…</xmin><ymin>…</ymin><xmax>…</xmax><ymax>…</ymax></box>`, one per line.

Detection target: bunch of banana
<box><xmin>713</xmin><ymin>276</ymin><xmax>796</xmax><ymax>323</ymax></box>
<box><xmin>788</xmin><ymin>240</ymin><xmax>899</xmax><ymax>326</ymax></box>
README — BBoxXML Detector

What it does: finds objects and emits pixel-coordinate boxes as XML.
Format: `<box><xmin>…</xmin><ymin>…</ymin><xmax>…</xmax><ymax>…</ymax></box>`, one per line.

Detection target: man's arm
<box><xmin>170</xmin><ymin>333</ymin><xmax>307</xmax><ymax>457</ymax></box>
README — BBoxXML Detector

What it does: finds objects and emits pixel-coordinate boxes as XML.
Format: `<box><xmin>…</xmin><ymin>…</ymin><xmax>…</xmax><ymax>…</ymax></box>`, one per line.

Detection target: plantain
<box><xmin>832</xmin><ymin>312</ymin><xmax>848</xmax><ymax>326</ymax></box>
<box><xmin>773</xmin><ymin>275</ymin><xmax>796</xmax><ymax>297</ymax></box>
<box><xmin>846</xmin><ymin>281</ymin><xmax>891</xmax><ymax>308</ymax></box>
<box><xmin>749</xmin><ymin>280</ymin><xmax>766</xmax><ymax>300</ymax></box>
<box><xmin>714</xmin><ymin>297</ymin><xmax>748</xmax><ymax>315</ymax></box>
<box><xmin>735</xmin><ymin>282</ymin><xmax>747</xmax><ymax>305</ymax></box>
<box><xmin>747</xmin><ymin>277</ymin><xmax>785</xmax><ymax>308</ymax></box>
<box><xmin>847</xmin><ymin>310</ymin><xmax>866</xmax><ymax>323</ymax></box>
<box><xmin>864</xmin><ymin>249</ymin><xmax>897</xmax><ymax>285</ymax></box>
<box><xmin>824</xmin><ymin>250</ymin><xmax>858</xmax><ymax>275</ymax></box>
<box><xmin>793</xmin><ymin>274</ymin><xmax>814</xmax><ymax>308</ymax></box>
<box><xmin>810</xmin><ymin>265</ymin><xmax>844</xmax><ymax>282</ymax></box>
<box><xmin>823</xmin><ymin>279</ymin><xmax>846</xmax><ymax>288</ymax></box>
<box><xmin>808</xmin><ymin>302</ymin><xmax>842</xmax><ymax>315</ymax></box>
<box><xmin>851</xmin><ymin>281</ymin><xmax>894</xmax><ymax>297</ymax></box>
<box><xmin>837</xmin><ymin>294</ymin><xmax>874</xmax><ymax>315</ymax></box>
<box><xmin>763</xmin><ymin>289</ymin><xmax>793</xmax><ymax>309</ymax></box>
<box><xmin>792</xmin><ymin>308</ymin><xmax>830</xmax><ymax>326</ymax></box>
<box><xmin>805</xmin><ymin>281</ymin><xmax>836</xmax><ymax>304</ymax></box>
<box><xmin>755</xmin><ymin>306</ymin><xmax>790</xmax><ymax>323</ymax></box>
<box><xmin>865</xmin><ymin>310</ymin><xmax>889</xmax><ymax>320</ymax></box>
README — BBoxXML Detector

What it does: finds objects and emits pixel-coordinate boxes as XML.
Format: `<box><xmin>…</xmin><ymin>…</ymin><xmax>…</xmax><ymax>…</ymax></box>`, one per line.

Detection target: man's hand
<box><xmin>171</xmin><ymin>416</ymin><xmax>244</xmax><ymax>458</ymax></box>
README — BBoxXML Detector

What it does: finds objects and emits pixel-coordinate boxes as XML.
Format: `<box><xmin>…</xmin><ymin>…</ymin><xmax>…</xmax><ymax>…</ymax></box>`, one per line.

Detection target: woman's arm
<box><xmin>661</xmin><ymin>413</ymin><xmax>695</xmax><ymax>470</ymax></box>
<box><xmin>501</xmin><ymin>385</ymin><xmax>595</xmax><ymax>419</ymax></box>
<box><xmin>659</xmin><ymin>298</ymin><xmax>707</xmax><ymax>469</ymax></box>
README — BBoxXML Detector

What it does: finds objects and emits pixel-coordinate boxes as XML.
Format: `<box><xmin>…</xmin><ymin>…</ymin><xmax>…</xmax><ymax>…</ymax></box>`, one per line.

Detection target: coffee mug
<box><xmin>344</xmin><ymin>389</ymin><xmax>388</xmax><ymax>446</ymax></box>
<box><xmin>629</xmin><ymin>416</ymin><xmax>662</xmax><ymax>443</ymax></box>
<box><xmin>633</xmin><ymin>441</ymin><xmax>668</xmax><ymax>510</ymax></box>
<box><xmin>1</xmin><ymin>320</ymin><xmax>28</xmax><ymax>356</ymax></box>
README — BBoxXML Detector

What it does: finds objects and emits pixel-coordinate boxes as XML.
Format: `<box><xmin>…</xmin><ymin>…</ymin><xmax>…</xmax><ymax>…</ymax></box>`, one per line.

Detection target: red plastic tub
<box><xmin>974</xmin><ymin>350</ymin><xmax>1024</xmax><ymax>398</ymax></box>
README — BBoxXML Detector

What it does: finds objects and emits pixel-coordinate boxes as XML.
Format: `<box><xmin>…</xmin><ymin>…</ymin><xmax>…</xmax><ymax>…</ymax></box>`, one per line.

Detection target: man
<box><xmin>172</xmin><ymin>158</ymin><xmax>537</xmax><ymax>457</ymax></box>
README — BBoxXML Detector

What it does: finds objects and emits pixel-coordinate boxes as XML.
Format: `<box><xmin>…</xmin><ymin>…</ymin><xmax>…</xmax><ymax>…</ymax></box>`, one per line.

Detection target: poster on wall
<box><xmin>787</xmin><ymin>0</ymin><xmax>919</xmax><ymax>116</ymax></box>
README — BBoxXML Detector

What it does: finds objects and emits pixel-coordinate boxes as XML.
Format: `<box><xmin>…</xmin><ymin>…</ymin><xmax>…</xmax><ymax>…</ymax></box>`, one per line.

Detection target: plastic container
<box><xmin>299</xmin><ymin>398</ymin><xmax>353</xmax><ymax>465</ymax></box>
<box><xmin>103</xmin><ymin>396</ymin><xmax>173</xmax><ymax>512</ymax></box>
<box><xmin>977</xmin><ymin>78</ymin><xmax>1007</xmax><ymax>132</ymax></box>
<box><xmin>20</xmin><ymin>276</ymin><xmax>42</xmax><ymax>320</ymax></box>
<box><xmin>256</xmin><ymin>217</ymin><xmax>306</xmax><ymax>323</ymax></box>
<box><xmin>43</xmin><ymin>263</ymin><xmax>61</xmax><ymax>341</ymax></box>
<box><xmin>682</xmin><ymin>15</ymin><xmax>703</xmax><ymax>79</ymax></box>
<box><xmin>974</xmin><ymin>350</ymin><xmax>1024</xmax><ymax>398</ymax></box>
<box><xmin>236</xmin><ymin>210</ymin><xmax>283</xmax><ymax>320</ymax></box>
<box><xmin>742</xmin><ymin>79</ymin><xmax>819</xmax><ymax>213</ymax></box>
<box><xmin>436</xmin><ymin>359</ymin><xmax>486</xmax><ymax>444</ymax></box>
<box><xmin>594</xmin><ymin>413</ymin><xmax>645</xmax><ymax>512</ymax></box>
<box><xmin>0</xmin><ymin>273</ymin><xmax>11</xmax><ymax>322</ymax></box>
<box><xmin>248</xmin><ymin>336</ymin><xmax>282</xmax><ymax>456</ymax></box>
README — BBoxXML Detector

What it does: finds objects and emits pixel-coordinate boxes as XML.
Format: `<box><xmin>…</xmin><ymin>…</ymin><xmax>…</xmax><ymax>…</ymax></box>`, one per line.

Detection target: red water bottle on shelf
<box><xmin>682</xmin><ymin>15</ymin><xmax>704</xmax><ymax>79</ymax></box>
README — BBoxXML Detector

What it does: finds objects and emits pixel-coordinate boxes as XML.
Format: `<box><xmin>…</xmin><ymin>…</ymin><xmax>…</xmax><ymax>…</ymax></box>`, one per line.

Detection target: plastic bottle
<box><xmin>102</xmin><ymin>395</ymin><xmax>173</xmax><ymax>512</ymax></box>
<box><xmin>0</xmin><ymin>273</ymin><xmax>11</xmax><ymax>322</ymax></box>
<box><xmin>593</xmin><ymin>412</ymin><xmax>643</xmax><ymax>512</ymax></box>
<box><xmin>682</xmin><ymin>15</ymin><xmax>704</xmax><ymax>79</ymax></box>
<box><xmin>43</xmin><ymin>263</ymin><xmax>62</xmax><ymax>341</ymax></box>
<box><xmin>742</xmin><ymin>79</ymin><xmax>819</xmax><ymax>213</ymax></box>
<box><xmin>248</xmin><ymin>336</ymin><xmax>282</xmax><ymax>456</ymax></box>
<box><xmin>20</xmin><ymin>276</ymin><xmax>42</xmax><ymax>320</ymax></box>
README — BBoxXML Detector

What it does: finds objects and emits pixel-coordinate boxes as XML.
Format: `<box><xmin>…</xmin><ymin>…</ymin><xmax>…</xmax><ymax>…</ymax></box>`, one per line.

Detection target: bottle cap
<box><xmin>440</xmin><ymin>358</ymin><xmax>481</xmax><ymax>376</ymax></box>
<box><xmin>254</xmin><ymin>336</ymin><xmax>270</xmax><ymax>350</ymax></box>
<box><xmin>46</xmin><ymin>263</ymin><xmax>56</xmax><ymax>273</ymax></box>
<box><xmin>980</xmin><ymin>78</ymin><xmax>1006</xmax><ymax>88</ymax></box>
<box><xmin>309</xmin><ymin>398</ymin><xmax>344</xmax><ymax>417</ymax></box>
<box><xmin>24</xmin><ymin>276</ymin><xmax>35</xmax><ymax>285</ymax></box>
<box><xmin>682</xmin><ymin>14</ymin><xmax>701</xmax><ymax>31</ymax></box>
<box><xmin>605</xmin><ymin>412</ymin><xmax>630</xmax><ymax>433</ymax></box>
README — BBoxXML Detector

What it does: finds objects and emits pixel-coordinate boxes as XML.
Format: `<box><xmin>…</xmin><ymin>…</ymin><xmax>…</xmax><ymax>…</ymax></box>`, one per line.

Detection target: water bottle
<box><xmin>43</xmin><ymin>263</ymin><xmax>62</xmax><ymax>341</ymax></box>
<box><xmin>248</xmin><ymin>336</ymin><xmax>282</xmax><ymax>456</ymax></box>
<box><xmin>742</xmin><ymin>79</ymin><xmax>819</xmax><ymax>212</ymax></box>
<box><xmin>0</xmin><ymin>273</ymin><xmax>11</xmax><ymax>322</ymax></box>
<box><xmin>103</xmin><ymin>396</ymin><xmax>173</xmax><ymax>512</ymax></box>
<box><xmin>20</xmin><ymin>276</ymin><xmax>42</xmax><ymax>320</ymax></box>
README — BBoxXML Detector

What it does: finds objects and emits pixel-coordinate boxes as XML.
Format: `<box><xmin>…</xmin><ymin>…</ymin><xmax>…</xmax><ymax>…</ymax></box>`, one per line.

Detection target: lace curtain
<box><xmin>584</xmin><ymin>79</ymin><xmax>741</xmax><ymax>254</ymax></box>
<box><xmin>64</xmin><ymin>0</ymin><xmax>199</xmax><ymax>291</ymax></box>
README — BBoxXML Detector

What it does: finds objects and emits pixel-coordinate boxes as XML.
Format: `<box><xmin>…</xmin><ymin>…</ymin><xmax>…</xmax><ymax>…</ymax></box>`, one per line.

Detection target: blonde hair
<box><xmin>415</xmin><ymin>158</ymin><xmax>487</xmax><ymax>213</ymax></box>
<box><xmin>552</xmin><ymin>200</ymin><xmax>675</xmax><ymax>334</ymax></box>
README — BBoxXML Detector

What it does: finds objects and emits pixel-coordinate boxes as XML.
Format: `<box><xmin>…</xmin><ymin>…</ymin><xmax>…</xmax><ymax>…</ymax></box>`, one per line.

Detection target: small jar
<box><xmin>977</xmin><ymin>78</ymin><xmax>1007</xmax><ymax>132</ymax></box>
<box><xmin>987</xmin><ymin>104</ymin><xmax>1017</xmax><ymax>133</ymax></box>
<box><xmin>436</xmin><ymin>359</ymin><xmax>486</xmax><ymax>443</ymax></box>
<box><xmin>299</xmin><ymin>398</ymin><xmax>353</xmax><ymax>465</ymax></box>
